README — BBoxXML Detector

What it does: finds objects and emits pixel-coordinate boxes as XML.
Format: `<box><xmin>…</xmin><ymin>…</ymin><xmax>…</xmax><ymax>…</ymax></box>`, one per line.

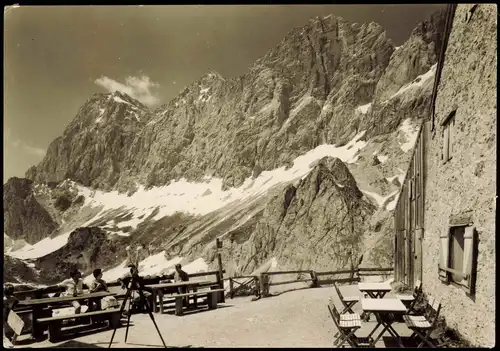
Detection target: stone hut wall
<box><xmin>421</xmin><ymin>4</ymin><xmax>496</xmax><ymax>347</ymax></box>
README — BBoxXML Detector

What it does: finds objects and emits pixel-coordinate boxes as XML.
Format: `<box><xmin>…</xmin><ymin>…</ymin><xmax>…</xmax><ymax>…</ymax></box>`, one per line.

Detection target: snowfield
<box><xmin>6</xmin><ymin>130</ymin><xmax>368</xmax><ymax>261</ymax></box>
<box><xmin>399</xmin><ymin>118</ymin><xmax>421</xmax><ymax>153</ymax></box>
<box><xmin>7</xmin><ymin>231</ymin><xmax>73</xmax><ymax>260</ymax></box>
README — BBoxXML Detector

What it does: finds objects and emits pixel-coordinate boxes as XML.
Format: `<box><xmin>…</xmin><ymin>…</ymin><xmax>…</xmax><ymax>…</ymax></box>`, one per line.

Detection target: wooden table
<box><xmin>19</xmin><ymin>291</ymin><xmax>115</xmax><ymax>340</ymax></box>
<box><xmin>358</xmin><ymin>282</ymin><xmax>392</xmax><ymax>298</ymax></box>
<box><xmin>145</xmin><ymin>281</ymin><xmax>213</xmax><ymax>314</ymax></box>
<box><xmin>361</xmin><ymin>298</ymin><xmax>407</xmax><ymax>347</ymax></box>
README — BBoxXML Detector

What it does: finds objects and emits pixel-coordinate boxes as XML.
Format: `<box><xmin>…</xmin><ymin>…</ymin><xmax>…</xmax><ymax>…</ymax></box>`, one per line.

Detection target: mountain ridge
<box><xmin>5</xmin><ymin>10</ymin><xmax>446</xmax><ymax>285</ymax></box>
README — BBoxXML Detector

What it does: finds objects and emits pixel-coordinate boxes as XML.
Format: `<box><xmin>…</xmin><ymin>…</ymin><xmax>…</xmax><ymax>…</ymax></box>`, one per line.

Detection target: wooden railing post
<box><xmin>229</xmin><ymin>278</ymin><xmax>234</xmax><ymax>299</ymax></box>
<box><xmin>215</xmin><ymin>238</ymin><xmax>225</xmax><ymax>303</ymax></box>
<box><xmin>260</xmin><ymin>273</ymin><xmax>269</xmax><ymax>297</ymax></box>
<box><xmin>254</xmin><ymin>276</ymin><xmax>260</xmax><ymax>297</ymax></box>
<box><xmin>215</xmin><ymin>271</ymin><xmax>224</xmax><ymax>303</ymax></box>
<box><xmin>310</xmin><ymin>270</ymin><xmax>319</xmax><ymax>288</ymax></box>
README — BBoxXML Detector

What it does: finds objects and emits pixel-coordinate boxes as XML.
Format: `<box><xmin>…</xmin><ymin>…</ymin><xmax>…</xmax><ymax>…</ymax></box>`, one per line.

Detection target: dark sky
<box><xmin>3</xmin><ymin>4</ymin><xmax>445</xmax><ymax>182</ymax></box>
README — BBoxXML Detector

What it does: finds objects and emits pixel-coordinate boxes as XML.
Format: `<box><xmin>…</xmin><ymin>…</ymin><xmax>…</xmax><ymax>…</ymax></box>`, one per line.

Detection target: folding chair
<box><xmin>327</xmin><ymin>300</ymin><xmax>362</xmax><ymax>348</ymax></box>
<box><xmin>396</xmin><ymin>279</ymin><xmax>422</xmax><ymax>315</ymax></box>
<box><xmin>333</xmin><ymin>282</ymin><xmax>360</xmax><ymax>314</ymax></box>
<box><xmin>403</xmin><ymin>295</ymin><xmax>442</xmax><ymax>348</ymax></box>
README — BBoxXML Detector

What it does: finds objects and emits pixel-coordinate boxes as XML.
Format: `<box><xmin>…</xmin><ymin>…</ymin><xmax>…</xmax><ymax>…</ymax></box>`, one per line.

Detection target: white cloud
<box><xmin>4</xmin><ymin>128</ymin><xmax>46</xmax><ymax>157</ymax></box>
<box><xmin>94</xmin><ymin>75</ymin><xmax>160</xmax><ymax>106</ymax></box>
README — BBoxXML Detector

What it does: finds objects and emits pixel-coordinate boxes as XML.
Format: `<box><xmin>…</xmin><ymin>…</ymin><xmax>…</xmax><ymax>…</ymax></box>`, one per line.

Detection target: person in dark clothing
<box><xmin>174</xmin><ymin>264</ymin><xmax>189</xmax><ymax>282</ymax></box>
<box><xmin>174</xmin><ymin>264</ymin><xmax>191</xmax><ymax>307</ymax></box>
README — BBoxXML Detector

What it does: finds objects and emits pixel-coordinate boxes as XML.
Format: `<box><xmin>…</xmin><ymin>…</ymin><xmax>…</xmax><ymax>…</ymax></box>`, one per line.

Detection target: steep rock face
<box><xmin>25</xmin><ymin>11</ymin><xmax>445</xmax><ymax>192</ymax></box>
<box><xmin>26</xmin><ymin>92</ymin><xmax>152</xmax><ymax>190</ymax></box>
<box><xmin>202</xmin><ymin>157</ymin><xmax>376</xmax><ymax>274</ymax></box>
<box><xmin>3</xmin><ymin>178</ymin><xmax>58</xmax><ymax>244</ymax></box>
<box><xmin>374</xmin><ymin>10</ymin><xmax>446</xmax><ymax>103</ymax></box>
<box><xmin>117</xmin><ymin>17</ymin><xmax>396</xmax><ymax>192</ymax></box>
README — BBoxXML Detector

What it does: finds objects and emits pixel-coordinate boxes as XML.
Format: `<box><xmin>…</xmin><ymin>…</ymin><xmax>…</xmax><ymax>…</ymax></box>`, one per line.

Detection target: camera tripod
<box><xmin>108</xmin><ymin>273</ymin><xmax>167</xmax><ymax>348</ymax></box>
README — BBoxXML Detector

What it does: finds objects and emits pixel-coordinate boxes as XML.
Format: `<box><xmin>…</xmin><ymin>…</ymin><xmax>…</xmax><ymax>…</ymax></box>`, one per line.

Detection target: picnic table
<box><xmin>145</xmin><ymin>280</ymin><xmax>221</xmax><ymax>315</ymax></box>
<box><xmin>18</xmin><ymin>291</ymin><xmax>115</xmax><ymax>340</ymax></box>
<box><xmin>361</xmin><ymin>298</ymin><xmax>407</xmax><ymax>348</ymax></box>
<box><xmin>358</xmin><ymin>282</ymin><xmax>392</xmax><ymax>299</ymax></box>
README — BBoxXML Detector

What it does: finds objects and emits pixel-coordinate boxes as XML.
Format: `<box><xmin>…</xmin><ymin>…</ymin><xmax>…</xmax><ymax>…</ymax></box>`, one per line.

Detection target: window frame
<box><xmin>447</xmin><ymin>225</ymin><xmax>466</xmax><ymax>287</ymax></box>
<box><xmin>438</xmin><ymin>222</ymin><xmax>478</xmax><ymax>297</ymax></box>
<box><xmin>441</xmin><ymin>110</ymin><xmax>456</xmax><ymax>164</ymax></box>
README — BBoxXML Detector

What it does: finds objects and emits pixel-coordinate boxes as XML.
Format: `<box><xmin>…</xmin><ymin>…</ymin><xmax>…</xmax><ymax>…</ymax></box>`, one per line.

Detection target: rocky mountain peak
<box><xmin>307</xmin><ymin>157</ymin><xmax>364</xmax><ymax>199</ymax></box>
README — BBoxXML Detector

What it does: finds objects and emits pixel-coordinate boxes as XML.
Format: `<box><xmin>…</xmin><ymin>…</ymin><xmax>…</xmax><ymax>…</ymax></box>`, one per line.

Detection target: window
<box><xmin>441</xmin><ymin>110</ymin><xmax>456</xmax><ymax>163</ymax></box>
<box><xmin>439</xmin><ymin>225</ymin><xmax>478</xmax><ymax>295</ymax></box>
<box><xmin>449</xmin><ymin>226</ymin><xmax>465</xmax><ymax>284</ymax></box>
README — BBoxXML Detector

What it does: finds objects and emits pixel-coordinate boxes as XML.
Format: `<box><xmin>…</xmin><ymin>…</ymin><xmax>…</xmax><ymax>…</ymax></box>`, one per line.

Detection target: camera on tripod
<box><xmin>108</xmin><ymin>263</ymin><xmax>167</xmax><ymax>348</ymax></box>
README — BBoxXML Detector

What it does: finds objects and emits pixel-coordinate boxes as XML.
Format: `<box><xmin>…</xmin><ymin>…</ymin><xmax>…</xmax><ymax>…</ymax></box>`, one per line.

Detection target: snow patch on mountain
<box><xmin>389</xmin><ymin>64</ymin><xmax>437</xmax><ymax>101</ymax></box>
<box><xmin>399</xmin><ymin>118</ymin><xmax>421</xmax><ymax>152</ymax></box>
<box><xmin>360</xmin><ymin>189</ymin><xmax>399</xmax><ymax>208</ymax></box>
<box><xmin>112</xmin><ymin>95</ymin><xmax>131</xmax><ymax>105</ymax></box>
<box><xmin>355</xmin><ymin>102</ymin><xmax>372</xmax><ymax>114</ymax></box>
<box><xmin>385</xmin><ymin>195</ymin><xmax>399</xmax><ymax>211</ymax></box>
<box><xmin>377</xmin><ymin>154</ymin><xmax>389</xmax><ymax>163</ymax></box>
<box><xmin>284</xmin><ymin>95</ymin><xmax>315</xmax><ymax>127</ymax></box>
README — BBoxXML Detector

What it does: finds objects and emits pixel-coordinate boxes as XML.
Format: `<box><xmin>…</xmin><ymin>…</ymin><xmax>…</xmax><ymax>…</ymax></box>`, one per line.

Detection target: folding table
<box><xmin>361</xmin><ymin>298</ymin><xmax>407</xmax><ymax>347</ymax></box>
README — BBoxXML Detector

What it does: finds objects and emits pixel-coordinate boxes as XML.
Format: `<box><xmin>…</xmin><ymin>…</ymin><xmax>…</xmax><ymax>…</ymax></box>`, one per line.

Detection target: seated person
<box><xmin>60</xmin><ymin>269</ymin><xmax>85</xmax><ymax>314</ymax></box>
<box><xmin>89</xmin><ymin>269</ymin><xmax>118</xmax><ymax>312</ymax></box>
<box><xmin>90</xmin><ymin>269</ymin><xmax>108</xmax><ymax>293</ymax></box>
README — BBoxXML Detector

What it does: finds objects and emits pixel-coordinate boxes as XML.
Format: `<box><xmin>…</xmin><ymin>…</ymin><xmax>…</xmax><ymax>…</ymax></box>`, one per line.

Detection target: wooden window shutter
<box><xmin>449</xmin><ymin>119</ymin><xmax>453</xmax><ymax>158</ymax></box>
<box><xmin>438</xmin><ymin>232</ymin><xmax>450</xmax><ymax>283</ymax></box>
<box><xmin>461</xmin><ymin>226</ymin><xmax>478</xmax><ymax>295</ymax></box>
<box><xmin>442</xmin><ymin>125</ymin><xmax>450</xmax><ymax>163</ymax></box>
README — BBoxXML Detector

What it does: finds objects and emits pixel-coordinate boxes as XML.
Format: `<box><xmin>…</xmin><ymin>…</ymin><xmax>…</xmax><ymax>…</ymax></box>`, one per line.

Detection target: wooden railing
<box><xmin>258</xmin><ymin>267</ymin><xmax>394</xmax><ymax>298</ymax></box>
<box><xmin>225</xmin><ymin>275</ymin><xmax>260</xmax><ymax>299</ymax></box>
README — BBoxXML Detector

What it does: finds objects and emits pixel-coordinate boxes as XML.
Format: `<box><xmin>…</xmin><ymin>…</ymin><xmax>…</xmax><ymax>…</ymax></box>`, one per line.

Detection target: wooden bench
<box><xmin>170</xmin><ymin>289</ymin><xmax>225</xmax><ymax>316</ymax></box>
<box><xmin>37</xmin><ymin>308</ymin><xmax>122</xmax><ymax>342</ymax></box>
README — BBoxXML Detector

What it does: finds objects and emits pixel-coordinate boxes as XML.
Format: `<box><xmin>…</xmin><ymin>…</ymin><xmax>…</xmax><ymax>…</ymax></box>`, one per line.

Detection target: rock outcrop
<box><xmin>3</xmin><ymin>178</ymin><xmax>58</xmax><ymax>244</ymax></box>
<box><xmin>33</xmin><ymin>227</ymin><xmax>126</xmax><ymax>284</ymax></box>
<box><xmin>194</xmin><ymin>157</ymin><xmax>376</xmax><ymax>275</ymax></box>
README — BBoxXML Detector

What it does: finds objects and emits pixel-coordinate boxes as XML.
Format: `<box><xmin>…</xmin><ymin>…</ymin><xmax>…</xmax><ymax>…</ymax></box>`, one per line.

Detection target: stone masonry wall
<box><xmin>422</xmin><ymin>4</ymin><xmax>496</xmax><ymax>347</ymax></box>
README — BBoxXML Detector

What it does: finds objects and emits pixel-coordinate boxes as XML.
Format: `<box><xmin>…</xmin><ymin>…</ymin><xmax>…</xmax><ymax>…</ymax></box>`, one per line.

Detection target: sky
<box><xmin>3</xmin><ymin>4</ymin><xmax>445</xmax><ymax>182</ymax></box>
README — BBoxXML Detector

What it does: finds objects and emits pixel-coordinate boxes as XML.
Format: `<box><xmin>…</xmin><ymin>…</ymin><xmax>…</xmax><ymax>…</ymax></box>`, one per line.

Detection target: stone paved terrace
<box><xmin>11</xmin><ymin>285</ymin><xmax>423</xmax><ymax>348</ymax></box>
